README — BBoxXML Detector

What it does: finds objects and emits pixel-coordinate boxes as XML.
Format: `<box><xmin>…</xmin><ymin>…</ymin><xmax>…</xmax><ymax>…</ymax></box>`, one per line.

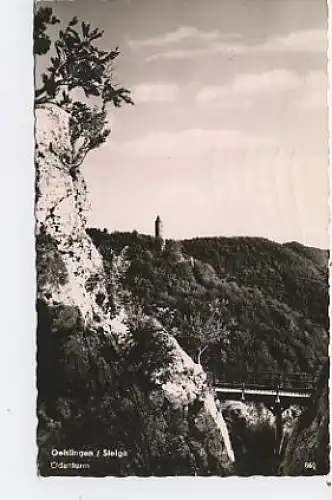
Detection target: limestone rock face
<box><xmin>161</xmin><ymin>349</ymin><xmax>235</xmax><ymax>466</ymax></box>
<box><xmin>35</xmin><ymin>103</ymin><xmax>234</xmax><ymax>472</ymax></box>
<box><xmin>35</xmin><ymin>104</ymin><xmax>111</xmax><ymax>328</ymax></box>
<box><xmin>221</xmin><ymin>400</ymin><xmax>275</xmax><ymax>427</ymax></box>
<box><xmin>121</xmin><ymin>316</ymin><xmax>235</xmax><ymax>464</ymax></box>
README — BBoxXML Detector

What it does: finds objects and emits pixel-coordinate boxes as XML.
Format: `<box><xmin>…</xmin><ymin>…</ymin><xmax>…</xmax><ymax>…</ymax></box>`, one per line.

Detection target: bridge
<box><xmin>206</xmin><ymin>368</ymin><xmax>318</xmax><ymax>455</ymax></box>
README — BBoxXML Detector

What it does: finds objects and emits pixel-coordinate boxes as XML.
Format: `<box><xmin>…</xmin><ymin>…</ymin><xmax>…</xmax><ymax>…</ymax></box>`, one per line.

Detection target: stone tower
<box><xmin>155</xmin><ymin>215</ymin><xmax>165</xmax><ymax>250</ymax></box>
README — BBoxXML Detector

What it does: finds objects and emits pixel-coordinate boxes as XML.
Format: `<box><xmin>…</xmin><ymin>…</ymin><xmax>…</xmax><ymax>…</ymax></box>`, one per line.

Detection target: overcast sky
<box><xmin>39</xmin><ymin>0</ymin><xmax>329</xmax><ymax>248</ymax></box>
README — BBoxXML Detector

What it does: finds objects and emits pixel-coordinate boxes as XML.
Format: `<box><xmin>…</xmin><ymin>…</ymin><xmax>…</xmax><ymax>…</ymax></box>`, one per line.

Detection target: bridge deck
<box><xmin>214</xmin><ymin>386</ymin><xmax>311</xmax><ymax>399</ymax></box>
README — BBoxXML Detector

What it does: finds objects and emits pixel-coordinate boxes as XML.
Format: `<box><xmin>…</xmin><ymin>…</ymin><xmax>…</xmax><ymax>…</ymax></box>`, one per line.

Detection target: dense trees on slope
<box><xmin>88</xmin><ymin>229</ymin><xmax>329</xmax><ymax>382</ymax></box>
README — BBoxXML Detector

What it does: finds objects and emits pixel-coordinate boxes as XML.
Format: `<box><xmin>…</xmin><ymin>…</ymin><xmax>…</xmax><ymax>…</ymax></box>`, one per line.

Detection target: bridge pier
<box><xmin>273</xmin><ymin>402</ymin><xmax>283</xmax><ymax>457</ymax></box>
<box><xmin>241</xmin><ymin>383</ymin><xmax>245</xmax><ymax>402</ymax></box>
<box><xmin>266</xmin><ymin>390</ymin><xmax>287</xmax><ymax>457</ymax></box>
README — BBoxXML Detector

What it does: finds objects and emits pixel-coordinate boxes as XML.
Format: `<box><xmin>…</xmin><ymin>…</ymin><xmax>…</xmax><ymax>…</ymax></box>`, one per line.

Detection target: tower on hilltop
<box><xmin>155</xmin><ymin>215</ymin><xmax>165</xmax><ymax>250</ymax></box>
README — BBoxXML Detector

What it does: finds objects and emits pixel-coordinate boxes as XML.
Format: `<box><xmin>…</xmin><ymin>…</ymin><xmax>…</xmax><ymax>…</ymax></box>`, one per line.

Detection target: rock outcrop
<box><xmin>35</xmin><ymin>103</ymin><xmax>111</xmax><ymax>328</ymax></box>
<box><xmin>279</xmin><ymin>362</ymin><xmax>330</xmax><ymax>475</ymax></box>
<box><xmin>35</xmin><ymin>103</ymin><xmax>234</xmax><ymax>475</ymax></box>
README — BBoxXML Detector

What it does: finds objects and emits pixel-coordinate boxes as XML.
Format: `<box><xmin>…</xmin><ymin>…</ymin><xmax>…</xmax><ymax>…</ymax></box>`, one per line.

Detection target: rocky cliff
<box><xmin>35</xmin><ymin>103</ymin><xmax>235</xmax><ymax>476</ymax></box>
<box><xmin>279</xmin><ymin>362</ymin><xmax>329</xmax><ymax>476</ymax></box>
<box><xmin>36</xmin><ymin>103</ymin><xmax>112</xmax><ymax>330</ymax></box>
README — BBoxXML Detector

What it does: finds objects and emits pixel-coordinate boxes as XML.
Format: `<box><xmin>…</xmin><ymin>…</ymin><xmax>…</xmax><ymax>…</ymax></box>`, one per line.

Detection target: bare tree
<box><xmin>180</xmin><ymin>299</ymin><xmax>232</xmax><ymax>365</ymax></box>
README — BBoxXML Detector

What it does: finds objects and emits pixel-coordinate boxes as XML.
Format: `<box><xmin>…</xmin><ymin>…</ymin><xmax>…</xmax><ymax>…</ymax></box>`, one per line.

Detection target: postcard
<box><xmin>34</xmin><ymin>0</ymin><xmax>329</xmax><ymax>477</ymax></box>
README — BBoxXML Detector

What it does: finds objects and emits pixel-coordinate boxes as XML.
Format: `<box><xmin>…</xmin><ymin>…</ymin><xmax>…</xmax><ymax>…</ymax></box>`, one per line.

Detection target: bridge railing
<box><xmin>206</xmin><ymin>368</ymin><xmax>318</xmax><ymax>392</ymax></box>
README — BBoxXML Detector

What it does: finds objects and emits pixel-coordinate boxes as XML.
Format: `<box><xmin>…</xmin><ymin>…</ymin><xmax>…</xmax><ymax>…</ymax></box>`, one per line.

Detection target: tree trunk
<box><xmin>197</xmin><ymin>344</ymin><xmax>208</xmax><ymax>365</ymax></box>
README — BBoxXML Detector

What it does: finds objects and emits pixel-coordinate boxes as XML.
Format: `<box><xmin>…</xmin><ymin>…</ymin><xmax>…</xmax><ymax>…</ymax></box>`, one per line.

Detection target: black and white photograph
<box><xmin>34</xmin><ymin>0</ymin><xmax>329</xmax><ymax>477</ymax></box>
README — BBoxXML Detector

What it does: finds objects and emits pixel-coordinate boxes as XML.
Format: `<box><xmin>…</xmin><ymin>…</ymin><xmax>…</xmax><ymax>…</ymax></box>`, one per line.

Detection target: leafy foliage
<box><xmin>35</xmin><ymin>11</ymin><xmax>133</xmax><ymax>108</ymax></box>
<box><xmin>34</xmin><ymin>6</ymin><xmax>134</xmax><ymax>171</ymax></box>
<box><xmin>69</xmin><ymin>102</ymin><xmax>111</xmax><ymax>170</ymax></box>
<box><xmin>175</xmin><ymin>298</ymin><xmax>232</xmax><ymax>364</ymax></box>
<box><xmin>34</xmin><ymin>6</ymin><xmax>60</xmax><ymax>55</ymax></box>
